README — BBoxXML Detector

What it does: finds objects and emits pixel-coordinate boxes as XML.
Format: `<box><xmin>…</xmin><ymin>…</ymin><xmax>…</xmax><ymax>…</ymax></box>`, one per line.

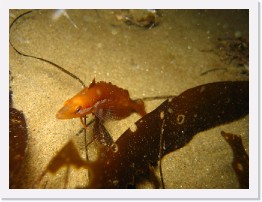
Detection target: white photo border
<box><xmin>1</xmin><ymin>0</ymin><xmax>259</xmax><ymax>199</ymax></box>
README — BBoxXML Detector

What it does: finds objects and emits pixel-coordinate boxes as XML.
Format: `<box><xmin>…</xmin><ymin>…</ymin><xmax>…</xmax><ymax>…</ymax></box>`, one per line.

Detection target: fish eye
<box><xmin>75</xmin><ymin>106</ymin><xmax>82</xmax><ymax>113</ymax></box>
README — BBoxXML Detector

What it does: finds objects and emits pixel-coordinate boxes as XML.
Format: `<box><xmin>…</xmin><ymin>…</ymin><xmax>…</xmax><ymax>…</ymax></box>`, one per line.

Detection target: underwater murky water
<box><xmin>9</xmin><ymin>9</ymin><xmax>248</xmax><ymax>188</ymax></box>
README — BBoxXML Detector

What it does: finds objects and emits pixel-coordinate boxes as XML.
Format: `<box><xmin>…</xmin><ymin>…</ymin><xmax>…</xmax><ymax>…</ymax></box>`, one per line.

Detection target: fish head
<box><xmin>56</xmin><ymin>95</ymin><xmax>93</xmax><ymax>119</ymax></box>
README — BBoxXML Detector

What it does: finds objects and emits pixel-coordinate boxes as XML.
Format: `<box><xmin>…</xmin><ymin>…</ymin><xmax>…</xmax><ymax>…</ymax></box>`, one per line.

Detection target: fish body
<box><xmin>56</xmin><ymin>79</ymin><xmax>146</xmax><ymax>121</ymax></box>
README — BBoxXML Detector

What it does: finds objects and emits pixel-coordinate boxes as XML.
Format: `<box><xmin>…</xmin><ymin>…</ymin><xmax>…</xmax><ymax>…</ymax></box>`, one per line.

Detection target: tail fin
<box><xmin>133</xmin><ymin>99</ymin><xmax>147</xmax><ymax>117</ymax></box>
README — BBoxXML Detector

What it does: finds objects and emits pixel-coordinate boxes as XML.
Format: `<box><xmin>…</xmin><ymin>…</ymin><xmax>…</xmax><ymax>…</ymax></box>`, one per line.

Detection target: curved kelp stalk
<box><xmin>35</xmin><ymin>81</ymin><xmax>248</xmax><ymax>188</ymax></box>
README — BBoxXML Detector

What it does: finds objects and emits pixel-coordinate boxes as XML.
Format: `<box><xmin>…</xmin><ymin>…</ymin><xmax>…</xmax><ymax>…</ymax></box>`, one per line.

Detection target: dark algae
<box><xmin>35</xmin><ymin>81</ymin><xmax>248</xmax><ymax>188</ymax></box>
<box><xmin>9</xmin><ymin>90</ymin><xmax>28</xmax><ymax>188</ymax></box>
<box><xmin>221</xmin><ymin>131</ymin><xmax>249</xmax><ymax>189</ymax></box>
<box><xmin>200</xmin><ymin>37</ymin><xmax>249</xmax><ymax>76</ymax></box>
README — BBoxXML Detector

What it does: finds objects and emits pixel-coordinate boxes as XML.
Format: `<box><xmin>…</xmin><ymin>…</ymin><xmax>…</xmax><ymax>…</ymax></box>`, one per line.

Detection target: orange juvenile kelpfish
<box><xmin>56</xmin><ymin>79</ymin><xmax>146</xmax><ymax>127</ymax></box>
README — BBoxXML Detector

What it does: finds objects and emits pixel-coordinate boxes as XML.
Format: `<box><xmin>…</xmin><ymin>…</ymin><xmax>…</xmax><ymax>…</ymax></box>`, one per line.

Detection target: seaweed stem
<box><xmin>200</xmin><ymin>68</ymin><xmax>227</xmax><ymax>76</ymax></box>
<box><xmin>9</xmin><ymin>10</ymin><xmax>86</xmax><ymax>88</ymax></box>
<box><xmin>140</xmin><ymin>95</ymin><xmax>175</xmax><ymax>101</ymax></box>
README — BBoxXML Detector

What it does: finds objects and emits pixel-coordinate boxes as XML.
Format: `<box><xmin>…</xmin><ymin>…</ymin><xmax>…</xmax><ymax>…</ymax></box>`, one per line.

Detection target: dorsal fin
<box><xmin>89</xmin><ymin>78</ymin><xmax>96</xmax><ymax>88</ymax></box>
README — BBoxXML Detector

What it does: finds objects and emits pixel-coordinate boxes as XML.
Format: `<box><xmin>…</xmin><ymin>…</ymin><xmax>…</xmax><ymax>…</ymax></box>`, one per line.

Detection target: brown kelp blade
<box><xmin>221</xmin><ymin>131</ymin><xmax>249</xmax><ymax>189</ymax></box>
<box><xmin>9</xmin><ymin>90</ymin><xmax>28</xmax><ymax>188</ymax></box>
<box><xmin>86</xmin><ymin>81</ymin><xmax>249</xmax><ymax>188</ymax></box>
<box><xmin>37</xmin><ymin>81</ymin><xmax>248</xmax><ymax>188</ymax></box>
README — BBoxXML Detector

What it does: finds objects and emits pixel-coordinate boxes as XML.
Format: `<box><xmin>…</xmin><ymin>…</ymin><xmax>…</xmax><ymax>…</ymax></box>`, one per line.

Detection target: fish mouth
<box><xmin>56</xmin><ymin>111</ymin><xmax>67</xmax><ymax>119</ymax></box>
<box><xmin>56</xmin><ymin>111</ymin><xmax>68</xmax><ymax>119</ymax></box>
<box><xmin>56</xmin><ymin>106</ymin><xmax>76</xmax><ymax>119</ymax></box>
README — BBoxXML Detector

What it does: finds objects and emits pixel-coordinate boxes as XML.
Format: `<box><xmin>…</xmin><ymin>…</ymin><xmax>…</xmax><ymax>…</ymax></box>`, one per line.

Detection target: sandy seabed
<box><xmin>9</xmin><ymin>9</ymin><xmax>249</xmax><ymax>189</ymax></box>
